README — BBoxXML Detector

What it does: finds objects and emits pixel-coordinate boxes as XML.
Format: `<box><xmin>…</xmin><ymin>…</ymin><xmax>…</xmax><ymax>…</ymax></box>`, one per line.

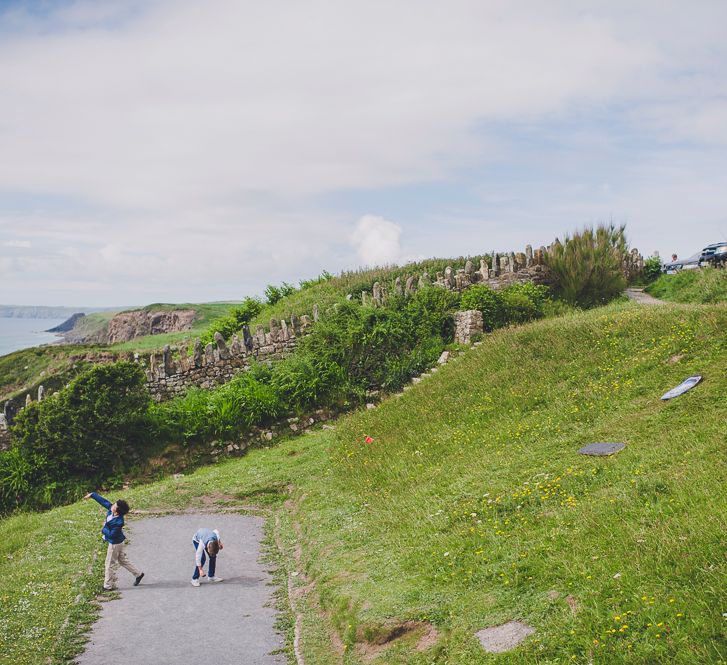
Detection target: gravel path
<box><xmin>76</xmin><ymin>513</ymin><xmax>286</xmax><ymax>665</ymax></box>
<box><xmin>625</xmin><ymin>288</ymin><xmax>667</xmax><ymax>305</ymax></box>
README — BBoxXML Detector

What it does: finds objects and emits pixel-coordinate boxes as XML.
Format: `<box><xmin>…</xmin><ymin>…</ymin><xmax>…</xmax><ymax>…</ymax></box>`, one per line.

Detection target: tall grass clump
<box><xmin>545</xmin><ymin>223</ymin><xmax>629</xmax><ymax>307</ymax></box>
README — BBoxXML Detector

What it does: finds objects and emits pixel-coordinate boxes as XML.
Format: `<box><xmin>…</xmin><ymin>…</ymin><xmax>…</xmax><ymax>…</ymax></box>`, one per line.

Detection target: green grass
<box><xmin>646</xmin><ymin>268</ymin><xmax>727</xmax><ymax>303</ymax></box>
<box><xmin>0</xmin><ymin>345</ymin><xmax>100</xmax><ymax>402</ymax></box>
<box><xmin>2</xmin><ymin>302</ymin><xmax>726</xmax><ymax>663</ymax></box>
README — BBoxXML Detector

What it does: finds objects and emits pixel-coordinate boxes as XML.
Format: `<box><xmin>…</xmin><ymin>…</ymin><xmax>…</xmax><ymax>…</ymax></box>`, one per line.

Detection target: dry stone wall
<box><xmin>145</xmin><ymin>313</ymin><xmax>315</xmax><ymax>401</ymax></box>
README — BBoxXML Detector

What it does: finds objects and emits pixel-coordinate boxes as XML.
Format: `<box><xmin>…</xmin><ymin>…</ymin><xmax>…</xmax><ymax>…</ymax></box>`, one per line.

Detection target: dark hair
<box><xmin>206</xmin><ymin>540</ymin><xmax>220</xmax><ymax>556</ymax></box>
<box><xmin>116</xmin><ymin>499</ymin><xmax>130</xmax><ymax>516</ymax></box>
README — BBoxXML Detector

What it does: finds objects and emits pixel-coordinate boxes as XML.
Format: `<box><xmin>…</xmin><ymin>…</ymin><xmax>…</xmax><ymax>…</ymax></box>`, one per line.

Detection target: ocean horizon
<box><xmin>0</xmin><ymin>317</ymin><xmax>66</xmax><ymax>357</ymax></box>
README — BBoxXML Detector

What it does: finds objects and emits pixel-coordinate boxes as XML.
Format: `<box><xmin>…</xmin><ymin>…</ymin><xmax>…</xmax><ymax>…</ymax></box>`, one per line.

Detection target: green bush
<box><xmin>265</xmin><ymin>282</ymin><xmax>296</xmax><ymax>305</ymax></box>
<box><xmin>460</xmin><ymin>285</ymin><xmax>507</xmax><ymax>331</ymax></box>
<box><xmin>405</xmin><ymin>287</ymin><xmax>461</xmax><ymax>341</ymax></box>
<box><xmin>643</xmin><ymin>255</ymin><xmax>663</xmax><ymax>282</ymax></box>
<box><xmin>149</xmin><ymin>372</ymin><xmax>280</xmax><ymax>443</ymax></box>
<box><xmin>501</xmin><ymin>290</ymin><xmax>538</xmax><ymax>324</ymax></box>
<box><xmin>200</xmin><ymin>297</ymin><xmax>263</xmax><ymax>346</ymax></box>
<box><xmin>4</xmin><ymin>363</ymin><xmax>151</xmax><ymax>510</ymax></box>
<box><xmin>545</xmin><ymin>224</ymin><xmax>629</xmax><ymax>307</ymax></box>
<box><xmin>270</xmin><ymin>354</ymin><xmax>344</xmax><ymax>411</ymax></box>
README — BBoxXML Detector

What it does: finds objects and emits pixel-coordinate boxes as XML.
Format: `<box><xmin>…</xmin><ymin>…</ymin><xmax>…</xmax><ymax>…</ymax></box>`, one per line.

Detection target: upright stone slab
<box><xmin>280</xmin><ymin>320</ymin><xmax>290</xmax><ymax>341</ymax></box>
<box><xmin>214</xmin><ymin>333</ymin><xmax>230</xmax><ymax>360</ymax></box>
<box><xmin>300</xmin><ymin>315</ymin><xmax>312</xmax><ymax>330</ymax></box>
<box><xmin>405</xmin><ymin>276</ymin><xmax>416</xmax><ymax>295</ymax></box>
<box><xmin>312</xmin><ymin>304</ymin><xmax>319</xmax><ymax>322</ymax></box>
<box><xmin>25</xmin><ymin>393</ymin><xmax>32</xmax><ymax>407</ymax></box>
<box><xmin>289</xmin><ymin>315</ymin><xmax>301</xmax><ymax>336</ymax></box>
<box><xmin>394</xmin><ymin>276</ymin><xmax>403</xmax><ymax>296</ymax></box>
<box><xmin>372</xmin><ymin>282</ymin><xmax>382</xmax><ymax>306</ymax></box>
<box><xmin>242</xmin><ymin>325</ymin><xmax>254</xmax><ymax>351</ymax></box>
<box><xmin>193</xmin><ymin>339</ymin><xmax>203</xmax><ymax>367</ymax></box>
<box><xmin>444</xmin><ymin>266</ymin><xmax>454</xmax><ymax>289</ymax></box>
<box><xmin>256</xmin><ymin>324</ymin><xmax>267</xmax><ymax>345</ymax></box>
<box><xmin>3</xmin><ymin>399</ymin><xmax>17</xmax><ymax>427</ymax></box>
<box><xmin>479</xmin><ymin>258</ymin><xmax>489</xmax><ymax>282</ymax></box>
<box><xmin>229</xmin><ymin>334</ymin><xmax>241</xmax><ymax>356</ymax></box>
<box><xmin>37</xmin><ymin>385</ymin><xmax>44</xmax><ymax>402</ymax></box>
<box><xmin>163</xmin><ymin>345</ymin><xmax>175</xmax><ymax>375</ymax></box>
<box><xmin>204</xmin><ymin>343</ymin><xmax>215</xmax><ymax>365</ymax></box>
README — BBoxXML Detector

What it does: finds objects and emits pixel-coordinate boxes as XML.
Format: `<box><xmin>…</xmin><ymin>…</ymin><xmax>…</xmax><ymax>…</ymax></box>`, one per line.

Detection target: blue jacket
<box><xmin>91</xmin><ymin>492</ymin><xmax>126</xmax><ymax>544</ymax></box>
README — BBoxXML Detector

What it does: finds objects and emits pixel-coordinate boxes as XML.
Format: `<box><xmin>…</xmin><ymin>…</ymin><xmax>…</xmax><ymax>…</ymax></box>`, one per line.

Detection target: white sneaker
<box><xmin>208</xmin><ymin>576</ymin><xmax>224</xmax><ymax>582</ymax></box>
<box><xmin>191</xmin><ymin>579</ymin><xmax>201</xmax><ymax>587</ymax></box>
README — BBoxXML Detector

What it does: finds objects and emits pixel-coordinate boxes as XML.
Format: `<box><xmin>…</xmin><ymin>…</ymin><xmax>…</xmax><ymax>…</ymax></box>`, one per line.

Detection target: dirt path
<box><xmin>76</xmin><ymin>513</ymin><xmax>286</xmax><ymax>665</ymax></box>
<box><xmin>625</xmin><ymin>288</ymin><xmax>667</xmax><ymax>305</ymax></box>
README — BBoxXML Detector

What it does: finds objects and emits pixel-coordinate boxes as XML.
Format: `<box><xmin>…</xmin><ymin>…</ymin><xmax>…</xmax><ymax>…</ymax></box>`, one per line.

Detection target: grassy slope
<box><xmin>646</xmin><ymin>267</ymin><xmax>727</xmax><ymax>303</ymax></box>
<box><xmin>2</xmin><ymin>302</ymin><xmax>726</xmax><ymax>664</ymax></box>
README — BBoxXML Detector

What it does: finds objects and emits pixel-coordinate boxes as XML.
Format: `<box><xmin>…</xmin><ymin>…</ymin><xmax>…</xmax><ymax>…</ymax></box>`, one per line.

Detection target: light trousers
<box><xmin>104</xmin><ymin>542</ymin><xmax>141</xmax><ymax>589</ymax></box>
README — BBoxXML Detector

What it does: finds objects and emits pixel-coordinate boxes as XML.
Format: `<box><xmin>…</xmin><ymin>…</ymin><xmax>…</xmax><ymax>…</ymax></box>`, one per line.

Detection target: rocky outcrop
<box><xmin>106</xmin><ymin>310</ymin><xmax>197</xmax><ymax>344</ymax></box>
<box><xmin>46</xmin><ymin>312</ymin><xmax>85</xmax><ymax>333</ymax></box>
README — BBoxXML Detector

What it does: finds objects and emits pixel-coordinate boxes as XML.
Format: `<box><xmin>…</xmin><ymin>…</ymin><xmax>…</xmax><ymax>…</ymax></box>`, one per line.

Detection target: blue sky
<box><xmin>1</xmin><ymin>0</ymin><xmax>726</xmax><ymax>306</ymax></box>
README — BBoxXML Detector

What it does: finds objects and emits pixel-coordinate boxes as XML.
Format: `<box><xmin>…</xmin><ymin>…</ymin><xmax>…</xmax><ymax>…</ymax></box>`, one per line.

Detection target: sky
<box><xmin>1</xmin><ymin>0</ymin><xmax>726</xmax><ymax>307</ymax></box>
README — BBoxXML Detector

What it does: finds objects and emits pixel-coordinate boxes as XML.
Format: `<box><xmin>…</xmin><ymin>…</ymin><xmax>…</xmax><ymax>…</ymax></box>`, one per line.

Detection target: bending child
<box><xmin>191</xmin><ymin>527</ymin><xmax>224</xmax><ymax>587</ymax></box>
<box><xmin>85</xmin><ymin>492</ymin><xmax>144</xmax><ymax>591</ymax></box>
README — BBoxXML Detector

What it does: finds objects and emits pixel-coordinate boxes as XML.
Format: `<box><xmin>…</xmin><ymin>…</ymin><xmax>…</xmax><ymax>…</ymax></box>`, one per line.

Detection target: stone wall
<box><xmin>362</xmin><ymin>241</ymin><xmax>644</xmax><ymax>306</ymax></box>
<box><xmin>145</xmin><ymin>312</ymin><xmax>315</xmax><ymax>401</ymax></box>
<box><xmin>454</xmin><ymin>310</ymin><xmax>484</xmax><ymax>344</ymax></box>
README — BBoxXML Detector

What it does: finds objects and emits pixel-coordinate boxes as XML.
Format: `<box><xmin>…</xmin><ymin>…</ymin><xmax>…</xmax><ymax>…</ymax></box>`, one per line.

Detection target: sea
<box><xmin>0</xmin><ymin>318</ymin><xmax>67</xmax><ymax>357</ymax></box>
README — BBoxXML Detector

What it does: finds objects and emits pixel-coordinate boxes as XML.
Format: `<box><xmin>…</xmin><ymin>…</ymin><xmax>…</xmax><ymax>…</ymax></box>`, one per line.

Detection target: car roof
<box><xmin>702</xmin><ymin>242</ymin><xmax>727</xmax><ymax>250</ymax></box>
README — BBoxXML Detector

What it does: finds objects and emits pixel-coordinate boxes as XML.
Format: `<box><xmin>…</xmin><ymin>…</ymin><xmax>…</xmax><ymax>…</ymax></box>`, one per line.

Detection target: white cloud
<box><xmin>2</xmin><ymin>240</ymin><xmax>31</xmax><ymax>248</ymax></box>
<box><xmin>0</xmin><ymin>1</ymin><xmax>726</xmax><ymax>304</ymax></box>
<box><xmin>352</xmin><ymin>215</ymin><xmax>403</xmax><ymax>267</ymax></box>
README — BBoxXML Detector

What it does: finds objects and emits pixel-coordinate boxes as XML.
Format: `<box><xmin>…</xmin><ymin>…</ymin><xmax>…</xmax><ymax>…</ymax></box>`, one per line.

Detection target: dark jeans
<box><xmin>192</xmin><ymin>541</ymin><xmax>216</xmax><ymax>579</ymax></box>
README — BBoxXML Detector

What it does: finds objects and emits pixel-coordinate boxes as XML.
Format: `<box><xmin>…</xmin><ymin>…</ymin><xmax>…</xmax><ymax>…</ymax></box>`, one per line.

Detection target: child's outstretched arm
<box><xmin>85</xmin><ymin>492</ymin><xmax>111</xmax><ymax>510</ymax></box>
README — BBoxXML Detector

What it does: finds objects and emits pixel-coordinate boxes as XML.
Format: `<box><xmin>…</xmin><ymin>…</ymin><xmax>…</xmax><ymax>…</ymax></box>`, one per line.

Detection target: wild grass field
<box><xmin>1</xmin><ymin>301</ymin><xmax>726</xmax><ymax>664</ymax></box>
<box><xmin>646</xmin><ymin>267</ymin><xmax>727</xmax><ymax>304</ymax></box>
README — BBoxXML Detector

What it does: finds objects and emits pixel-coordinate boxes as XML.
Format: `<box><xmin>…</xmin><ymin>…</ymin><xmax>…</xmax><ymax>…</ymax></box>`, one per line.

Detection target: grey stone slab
<box><xmin>476</xmin><ymin>620</ymin><xmax>535</xmax><ymax>653</ymax></box>
<box><xmin>577</xmin><ymin>442</ymin><xmax>626</xmax><ymax>456</ymax></box>
<box><xmin>76</xmin><ymin>513</ymin><xmax>285</xmax><ymax>665</ymax></box>
<box><xmin>660</xmin><ymin>375</ymin><xmax>702</xmax><ymax>401</ymax></box>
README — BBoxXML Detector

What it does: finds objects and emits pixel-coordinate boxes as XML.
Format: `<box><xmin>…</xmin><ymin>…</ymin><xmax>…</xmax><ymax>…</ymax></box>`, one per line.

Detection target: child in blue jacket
<box><xmin>85</xmin><ymin>492</ymin><xmax>144</xmax><ymax>591</ymax></box>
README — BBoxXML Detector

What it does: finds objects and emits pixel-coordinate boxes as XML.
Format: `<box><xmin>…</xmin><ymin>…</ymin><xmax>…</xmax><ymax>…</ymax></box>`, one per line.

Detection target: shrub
<box><xmin>504</xmin><ymin>283</ymin><xmax>551</xmax><ymax>313</ymax></box>
<box><xmin>501</xmin><ymin>290</ymin><xmax>538</xmax><ymax>324</ymax></box>
<box><xmin>149</xmin><ymin>372</ymin><xmax>281</xmax><ymax>443</ymax></box>
<box><xmin>270</xmin><ymin>354</ymin><xmax>344</xmax><ymax>411</ymax></box>
<box><xmin>265</xmin><ymin>282</ymin><xmax>296</xmax><ymax>305</ymax></box>
<box><xmin>200</xmin><ymin>297</ymin><xmax>263</xmax><ymax>347</ymax></box>
<box><xmin>6</xmin><ymin>363</ymin><xmax>151</xmax><ymax>510</ymax></box>
<box><xmin>545</xmin><ymin>224</ymin><xmax>629</xmax><ymax>307</ymax></box>
<box><xmin>460</xmin><ymin>285</ymin><xmax>507</xmax><ymax>331</ymax></box>
<box><xmin>643</xmin><ymin>255</ymin><xmax>663</xmax><ymax>282</ymax></box>
<box><xmin>405</xmin><ymin>287</ymin><xmax>461</xmax><ymax>341</ymax></box>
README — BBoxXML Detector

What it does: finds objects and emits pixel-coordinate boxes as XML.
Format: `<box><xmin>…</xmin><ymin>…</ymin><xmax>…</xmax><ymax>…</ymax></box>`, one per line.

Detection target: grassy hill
<box><xmin>646</xmin><ymin>267</ymin><xmax>727</xmax><ymax>303</ymax></box>
<box><xmin>2</xmin><ymin>302</ymin><xmax>726</xmax><ymax>664</ymax></box>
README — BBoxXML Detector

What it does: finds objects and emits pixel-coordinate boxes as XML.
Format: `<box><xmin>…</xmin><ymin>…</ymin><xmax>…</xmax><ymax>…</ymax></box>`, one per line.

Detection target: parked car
<box><xmin>700</xmin><ymin>242</ymin><xmax>727</xmax><ymax>266</ymax></box>
<box><xmin>662</xmin><ymin>252</ymin><xmax>702</xmax><ymax>273</ymax></box>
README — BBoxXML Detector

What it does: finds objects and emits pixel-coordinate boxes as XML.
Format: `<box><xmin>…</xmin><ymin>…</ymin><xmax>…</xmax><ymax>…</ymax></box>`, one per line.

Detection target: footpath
<box><xmin>625</xmin><ymin>287</ymin><xmax>667</xmax><ymax>305</ymax></box>
<box><xmin>76</xmin><ymin>513</ymin><xmax>286</xmax><ymax>665</ymax></box>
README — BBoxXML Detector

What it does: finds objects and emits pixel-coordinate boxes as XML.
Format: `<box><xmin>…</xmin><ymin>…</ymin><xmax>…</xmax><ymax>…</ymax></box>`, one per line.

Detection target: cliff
<box><xmin>106</xmin><ymin>309</ymin><xmax>197</xmax><ymax>344</ymax></box>
<box><xmin>46</xmin><ymin>312</ymin><xmax>85</xmax><ymax>333</ymax></box>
